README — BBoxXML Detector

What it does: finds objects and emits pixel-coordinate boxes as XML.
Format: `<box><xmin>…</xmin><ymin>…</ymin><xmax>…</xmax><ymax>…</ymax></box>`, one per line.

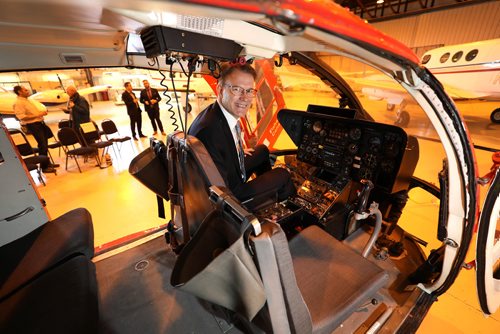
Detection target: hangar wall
<box><xmin>372</xmin><ymin>1</ymin><xmax>500</xmax><ymax>56</ymax></box>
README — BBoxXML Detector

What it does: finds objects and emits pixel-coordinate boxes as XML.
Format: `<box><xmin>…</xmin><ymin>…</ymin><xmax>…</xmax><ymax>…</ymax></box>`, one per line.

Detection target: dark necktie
<box><xmin>147</xmin><ymin>89</ymin><xmax>152</xmax><ymax>99</ymax></box>
<box><xmin>235</xmin><ymin>123</ymin><xmax>246</xmax><ymax>182</ymax></box>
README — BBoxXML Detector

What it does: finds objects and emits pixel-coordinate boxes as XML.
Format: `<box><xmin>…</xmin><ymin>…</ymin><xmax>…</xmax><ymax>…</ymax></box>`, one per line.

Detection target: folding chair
<box><xmin>79</xmin><ymin>122</ymin><xmax>113</xmax><ymax>167</ymax></box>
<box><xmin>57</xmin><ymin>127</ymin><xmax>99</xmax><ymax>173</ymax></box>
<box><xmin>8</xmin><ymin>128</ymin><xmax>52</xmax><ymax>185</ymax></box>
<box><xmin>45</xmin><ymin>125</ymin><xmax>62</xmax><ymax>165</ymax></box>
<box><xmin>101</xmin><ymin>119</ymin><xmax>132</xmax><ymax>156</ymax></box>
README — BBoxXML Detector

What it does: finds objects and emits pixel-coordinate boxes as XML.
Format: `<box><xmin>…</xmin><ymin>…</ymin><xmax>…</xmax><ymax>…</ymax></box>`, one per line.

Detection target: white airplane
<box><xmin>0</xmin><ymin>85</ymin><xmax>111</xmax><ymax>116</ymax></box>
<box><xmin>30</xmin><ymin>84</ymin><xmax>112</xmax><ymax>106</ymax></box>
<box><xmin>359</xmin><ymin>39</ymin><xmax>500</xmax><ymax>124</ymax></box>
<box><xmin>0</xmin><ymin>86</ymin><xmax>47</xmax><ymax>116</ymax></box>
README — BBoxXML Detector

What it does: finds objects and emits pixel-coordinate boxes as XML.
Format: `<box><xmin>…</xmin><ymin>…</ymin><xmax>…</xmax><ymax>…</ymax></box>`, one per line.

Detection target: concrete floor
<box><xmin>20</xmin><ymin>95</ymin><xmax>500</xmax><ymax>333</ymax></box>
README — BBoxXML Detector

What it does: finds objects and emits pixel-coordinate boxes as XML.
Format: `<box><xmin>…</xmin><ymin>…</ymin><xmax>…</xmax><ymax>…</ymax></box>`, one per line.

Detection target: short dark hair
<box><xmin>218</xmin><ymin>64</ymin><xmax>256</xmax><ymax>86</ymax></box>
<box><xmin>124</xmin><ymin>82</ymin><xmax>131</xmax><ymax>88</ymax></box>
<box><xmin>13</xmin><ymin>85</ymin><xmax>23</xmax><ymax>96</ymax></box>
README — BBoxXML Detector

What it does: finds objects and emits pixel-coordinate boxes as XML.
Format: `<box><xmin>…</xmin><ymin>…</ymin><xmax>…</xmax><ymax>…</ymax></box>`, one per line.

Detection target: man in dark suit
<box><xmin>188</xmin><ymin>64</ymin><xmax>295</xmax><ymax>209</ymax></box>
<box><xmin>140</xmin><ymin>80</ymin><xmax>165</xmax><ymax>136</ymax></box>
<box><xmin>122</xmin><ymin>82</ymin><xmax>146</xmax><ymax>140</ymax></box>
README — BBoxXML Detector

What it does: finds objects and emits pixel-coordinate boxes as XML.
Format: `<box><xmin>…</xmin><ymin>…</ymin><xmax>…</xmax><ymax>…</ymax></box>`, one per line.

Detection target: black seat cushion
<box><xmin>289</xmin><ymin>225</ymin><xmax>389</xmax><ymax>333</ymax></box>
<box><xmin>0</xmin><ymin>255</ymin><xmax>98</xmax><ymax>334</ymax></box>
<box><xmin>0</xmin><ymin>208</ymin><xmax>94</xmax><ymax>300</ymax></box>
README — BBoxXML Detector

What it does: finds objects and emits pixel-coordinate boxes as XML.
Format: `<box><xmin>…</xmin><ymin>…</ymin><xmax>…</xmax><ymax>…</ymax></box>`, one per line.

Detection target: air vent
<box><xmin>59</xmin><ymin>53</ymin><xmax>86</xmax><ymax>64</ymax></box>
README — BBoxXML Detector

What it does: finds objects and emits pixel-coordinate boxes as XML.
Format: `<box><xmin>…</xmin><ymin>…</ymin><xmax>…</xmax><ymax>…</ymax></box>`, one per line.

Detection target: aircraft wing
<box><xmin>30</xmin><ymin>89</ymin><xmax>67</xmax><ymax>105</ymax></box>
<box><xmin>0</xmin><ymin>92</ymin><xmax>16</xmax><ymax>115</ymax></box>
<box><xmin>77</xmin><ymin>85</ymin><xmax>111</xmax><ymax>96</ymax></box>
<box><xmin>347</xmin><ymin>75</ymin><xmax>408</xmax><ymax>106</ymax></box>
<box><xmin>31</xmin><ymin>85</ymin><xmax>111</xmax><ymax>105</ymax></box>
<box><xmin>0</xmin><ymin>93</ymin><xmax>47</xmax><ymax>115</ymax></box>
<box><xmin>439</xmin><ymin>83</ymin><xmax>489</xmax><ymax>100</ymax></box>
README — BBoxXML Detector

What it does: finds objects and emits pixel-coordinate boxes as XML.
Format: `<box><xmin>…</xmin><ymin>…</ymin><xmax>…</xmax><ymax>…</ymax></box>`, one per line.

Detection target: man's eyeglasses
<box><xmin>224</xmin><ymin>84</ymin><xmax>257</xmax><ymax>98</ymax></box>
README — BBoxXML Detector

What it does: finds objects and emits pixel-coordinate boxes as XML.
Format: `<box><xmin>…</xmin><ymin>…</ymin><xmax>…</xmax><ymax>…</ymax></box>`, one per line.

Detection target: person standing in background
<box><xmin>122</xmin><ymin>82</ymin><xmax>146</xmax><ymax>140</ymax></box>
<box><xmin>13</xmin><ymin>85</ymin><xmax>58</xmax><ymax>173</ymax></box>
<box><xmin>140</xmin><ymin>80</ymin><xmax>165</xmax><ymax>136</ymax></box>
<box><xmin>66</xmin><ymin>86</ymin><xmax>90</xmax><ymax>132</ymax></box>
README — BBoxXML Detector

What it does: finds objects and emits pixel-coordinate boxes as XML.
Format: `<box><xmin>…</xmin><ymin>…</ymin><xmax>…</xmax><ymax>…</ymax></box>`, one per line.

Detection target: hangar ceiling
<box><xmin>335</xmin><ymin>0</ymin><xmax>493</xmax><ymax>22</ymax></box>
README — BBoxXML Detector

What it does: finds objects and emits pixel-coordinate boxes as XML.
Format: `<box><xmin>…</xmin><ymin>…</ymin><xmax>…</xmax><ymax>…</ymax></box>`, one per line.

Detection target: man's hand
<box><xmin>145</xmin><ymin>101</ymin><xmax>150</xmax><ymax>105</ymax></box>
<box><xmin>68</xmin><ymin>101</ymin><xmax>75</xmax><ymax>108</ymax></box>
<box><xmin>151</xmin><ymin>99</ymin><xmax>157</xmax><ymax>104</ymax></box>
<box><xmin>244</xmin><ymin>148</ymin><xmax>255</xmax><ymax>156</ymax></box>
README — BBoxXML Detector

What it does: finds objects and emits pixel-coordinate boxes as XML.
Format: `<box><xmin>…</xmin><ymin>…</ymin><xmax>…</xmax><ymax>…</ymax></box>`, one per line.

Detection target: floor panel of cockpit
<box><xmin>95</xmin><ymin>236</ymin><xmax>247</xmax><ymax>334</ymax></box>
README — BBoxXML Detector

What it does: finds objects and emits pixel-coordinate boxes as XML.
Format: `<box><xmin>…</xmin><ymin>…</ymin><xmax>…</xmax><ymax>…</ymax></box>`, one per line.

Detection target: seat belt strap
<box><xmin>252</xmin><ymin>232</ymin><xmax>291</xmax><ymax>334</ymax></box>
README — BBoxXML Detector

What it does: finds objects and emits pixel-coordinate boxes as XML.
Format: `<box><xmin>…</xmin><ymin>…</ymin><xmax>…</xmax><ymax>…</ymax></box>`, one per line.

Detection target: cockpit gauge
<box><xmin>313</xmin><ymin>121</ymin><xmax>323</xmax><ymax>133</ymax></box>
<box><xmin>384</xmin><ymin>141</ymin><xmax>400</xmax><ymax>158</ymax></box>
<box><xmin>363</xmin><ymin>152</ymin><xmax>377</xmax><ymax>168</ymax></box>
<box><xmin>359</xmin><ymin>168</ymin><xmax>373</xmax><ymax>180</ymax></box>
<box><xmin>347</xmin><ymin>143</ymin><xmax>359</xmax><ymax>154</ymax></box>
<box><xmin>380</xmin><ymin>160</ymin><xmax>395</xmax><ymax>173</ymax></box>
<box><xmin>349</xmin><ymin>127</ymin><xmax>362</xmax><ymax>140</ymax></box>
<box><xmin>368</xmin><ymin>136</ymin><xmax>382</xmax><ymax>151</ymax></box>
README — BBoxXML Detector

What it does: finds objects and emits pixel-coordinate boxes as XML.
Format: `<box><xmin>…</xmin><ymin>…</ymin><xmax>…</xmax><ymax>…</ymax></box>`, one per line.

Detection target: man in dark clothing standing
<box><xmin>140</xmin><ymin>80</ymin><xmax>165</xmax><ymax>136</ymax></box>
<box><xmin>66</xmin><ymin>86</ymin><xmax>90</xmax><ymax>132</ymax></box>
<box><xmin>122</xmin><ymin>82</ymin><xmax>146</xmax><ymax>140</ymax></box>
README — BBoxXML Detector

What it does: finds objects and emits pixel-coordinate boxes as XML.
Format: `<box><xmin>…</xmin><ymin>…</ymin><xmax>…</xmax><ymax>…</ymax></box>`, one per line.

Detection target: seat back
<box><xmin>79</xmin><ymin>122</ymin><xmax>100</xmax><ymax>145</ymax></box>
<box><xmin>254</xmin><ymin>222</ymin><xmax>389</xmax><ymax>333</ymax></box>
<box><xmin>167</xmin><ymin>131</ymin><xmax>226</xmax><ymax>241</ymax></box>
<box><xmin>58</xmin><ymin>119</ymin><xmax>71</xmax><ymax>129</ymax></box>
<box><xmin>101</xmin><ymin>119</ymin><xmax>119</xmax><ymax>135</ymax></box>
<box><xmin>8</xmin><ymin>129</ymin><xmax>35</xmax><ymax>157</ymax></box>
<box><xmin>57</xmin><ymin>127</ymin><xmax>81</xmax><ymax>147</ymax></box>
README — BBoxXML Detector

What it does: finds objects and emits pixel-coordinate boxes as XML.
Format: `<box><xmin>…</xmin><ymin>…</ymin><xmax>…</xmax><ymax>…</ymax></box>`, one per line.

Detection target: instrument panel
<box><xmin>278</xmin><ymin>108</ymin><xmax>411</xmax><ymax>194</ymax></box>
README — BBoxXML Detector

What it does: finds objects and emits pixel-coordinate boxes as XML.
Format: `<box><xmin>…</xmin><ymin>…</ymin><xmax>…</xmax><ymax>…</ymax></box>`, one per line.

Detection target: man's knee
<box><xmin>273</xmin><ymin>168</ymin><xmax>295</xmax><ymax>199</ymax></box>
<box><xmin>253</xmin><ymin>144</ymin><xmax>269</xmax><ymax>158</ymax></box>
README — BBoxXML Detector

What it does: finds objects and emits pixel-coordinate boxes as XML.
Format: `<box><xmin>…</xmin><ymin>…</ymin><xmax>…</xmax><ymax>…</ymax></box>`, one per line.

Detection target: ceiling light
<box><xmin>377</xmin><ymin>0</ymin><xmax>384</xmax><ymax>4</ymax></box>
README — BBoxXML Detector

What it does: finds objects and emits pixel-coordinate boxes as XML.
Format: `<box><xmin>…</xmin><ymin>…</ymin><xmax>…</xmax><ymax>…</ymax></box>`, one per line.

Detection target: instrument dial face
<box><xmin>380</xmin><ymin>160</ymin><xmax>394</xmax><ymax>173</ymax></box>
<box><xmin>363</xmin><ymin>153</ymin><xmax>377</xmax><ymax>168</ymax></box>
<box><xmin>347</xmin><ymin>143</ymin><xmax>359</xmax><ymax>154</ymax></box>
<box><xmin>368</xmin><ymin>136</ymin><xmax>381</xmax><ymax>151</ymax></box>
<box><xmin>349</xmin><ymin>127</ymin><xmax>362</xmax><ymax>140</ymax></box>
<box><xmin>313</xmin><ymin>121</ymin><xmax>323</xmax><ymax>133</ymax></box>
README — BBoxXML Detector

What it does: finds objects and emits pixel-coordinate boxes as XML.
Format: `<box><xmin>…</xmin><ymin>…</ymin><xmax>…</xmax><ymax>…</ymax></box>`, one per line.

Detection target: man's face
<box><xmin>218</xmin><ymin>70</ymin><xmax>255</xmax><ymax>119</ymax></box>
<box><xmin>18</xmin><ymin>86</ymin><xmax>31</xmax><ymax>98</ymax></box>
<box><xmin>125</xmin><ymin>84</ymin><xmax>133</xmax><ymax>92</ymax></box>
<box><xmin>143</xmin><ymin>81</ymin><xmax>150</xmax><ymax>89</ymax></box>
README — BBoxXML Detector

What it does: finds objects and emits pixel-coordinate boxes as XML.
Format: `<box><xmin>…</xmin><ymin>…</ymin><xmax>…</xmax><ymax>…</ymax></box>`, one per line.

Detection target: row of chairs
<box><xmin>57</xmin><ymin>119</ymin><xmax>133</xmax><ymax>172</ymax></box>
<box><xmin>9</xmin><ymin>119</ymin><xmax>132</xmax><ymax>182</ymax></box>
<box><xmin>8</xmin><ymin>129</ymin><xmax>52</xmax><ymax>185</ymax></box>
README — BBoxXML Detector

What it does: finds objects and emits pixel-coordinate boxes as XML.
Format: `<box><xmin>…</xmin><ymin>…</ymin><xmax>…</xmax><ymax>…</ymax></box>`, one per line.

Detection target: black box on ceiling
<box><xmin>140</xmin><ymin>25</ymin><xmax>243</xmax><ymax>60</ymax></box>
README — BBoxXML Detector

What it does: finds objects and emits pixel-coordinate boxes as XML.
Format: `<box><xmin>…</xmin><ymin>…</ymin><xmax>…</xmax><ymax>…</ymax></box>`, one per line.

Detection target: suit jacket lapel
<box><xmin>213</xmin><ymin>102</ymin><xmax>242</xmax><ymax>178</ymax></box>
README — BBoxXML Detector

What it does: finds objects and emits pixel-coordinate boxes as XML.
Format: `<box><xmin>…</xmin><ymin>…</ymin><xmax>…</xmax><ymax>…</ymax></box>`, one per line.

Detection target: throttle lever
<box><xmin>356</xmin><ymin>179</ymin><xmax>374</xmax><ymax>214</ymax></box>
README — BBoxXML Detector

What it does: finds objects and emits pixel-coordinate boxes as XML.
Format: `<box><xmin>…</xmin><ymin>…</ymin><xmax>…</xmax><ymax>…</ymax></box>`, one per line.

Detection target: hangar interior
<box><xmin>0</xmin><ymin>1</ymin><xmax>499</xmax><ymax>333</ymax></box>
